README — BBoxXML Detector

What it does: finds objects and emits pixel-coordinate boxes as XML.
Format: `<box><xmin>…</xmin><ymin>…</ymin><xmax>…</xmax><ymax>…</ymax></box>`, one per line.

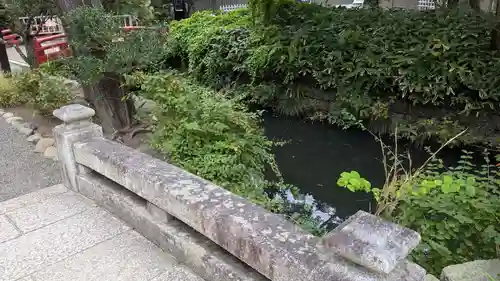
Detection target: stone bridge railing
<box><xmin>52</xmin><ymin>104</ymin><xmax>426</xmax><ymax>281</ymax></box>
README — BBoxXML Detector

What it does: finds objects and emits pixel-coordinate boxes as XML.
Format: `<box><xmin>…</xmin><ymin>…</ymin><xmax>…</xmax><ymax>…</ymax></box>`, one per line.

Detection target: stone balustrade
<box><xmin>52</xmin><ymin>104</ymin><xmax>426</xmax><ymax>281</ymax></box>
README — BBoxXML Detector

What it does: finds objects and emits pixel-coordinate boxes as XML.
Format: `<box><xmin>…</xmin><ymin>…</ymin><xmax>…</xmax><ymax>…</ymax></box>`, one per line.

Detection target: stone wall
<box><xmin>51</xmin><ymin>104</ymin><xmax>427</xmax><ymax>281</ymax></box>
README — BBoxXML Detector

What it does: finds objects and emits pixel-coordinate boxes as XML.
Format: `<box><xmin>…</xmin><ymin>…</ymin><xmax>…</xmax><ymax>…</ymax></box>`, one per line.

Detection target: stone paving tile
<box><xmin>0</xmin><ymin>215</ymin><xmax>19</xmax><ymax>243</ymax></box>
<box><xmin>5</xmin><ymin>192</ymin><xmax>90</xmax><ymax>232</ymax></box>
<box><xmin>15</xmin><ymin>276</ymin><xmax>35</xmax><ymax>281</ymax></box>
<box><xmin>31</xmin><ymin>230</ymin><xmax>177</xmax><ymax>281</ymax></box>
<box><xmin>0</xmin><ymin>208</ymin><xmax>130</xmax><ymax>281</ymax></box>
<box><xmin>0</xmin><ymin>184</ymin><xmax>67</xmax><ymax>215</ymax></box>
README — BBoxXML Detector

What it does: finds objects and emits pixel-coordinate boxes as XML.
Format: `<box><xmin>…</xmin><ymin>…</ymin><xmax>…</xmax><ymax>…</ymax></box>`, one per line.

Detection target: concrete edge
<box><xmin>9</xmin><ymin>59</ymin><xmax>30</xmax><ymax>68</ymax></box>
<box><xmin>0</xmin><ymin>108</ymin><xmax>57</xmax><ymax>161</ymax></box>
<box><xmin>76</xmin><ymin>171</ymin><xmax>268</xmax><ymax>281</ymax></box>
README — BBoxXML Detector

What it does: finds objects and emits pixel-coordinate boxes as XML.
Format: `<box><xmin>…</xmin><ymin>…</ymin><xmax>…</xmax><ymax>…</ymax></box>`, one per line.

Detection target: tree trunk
<box><xmin>55</xmin><ymin>0</ymin><xmax>135</xmax><ymax>134</ymax></box>
<box><xmin>0</xmin><ymin>41</ymin><xmax>11</xmax><ymax>73</ymax></box>
<box><xmin>24</xmin><ymin>35</ymin><xmax>36</xmax><ymax>67</ymax></box>
<box><xmin>83</xmin><ymin>72</ymin><xmax>135</xmax><ymax>134</ymax></box>
<box><xmin>492</xmin><ymin>0</ymin><xmax>500</xmax><ymax>50</ymax></box>
<box><xmin>469</xmin><ymin>0</ymin><xmax>480</xmax><ymax>10</ymax></box>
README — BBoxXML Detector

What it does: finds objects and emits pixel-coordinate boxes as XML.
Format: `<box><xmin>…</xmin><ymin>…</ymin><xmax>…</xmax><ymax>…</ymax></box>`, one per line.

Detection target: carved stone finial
<box><xmin>53</xmin><ymin>104</ymin><xmax>95</xmax><ymax>124</ymax></box>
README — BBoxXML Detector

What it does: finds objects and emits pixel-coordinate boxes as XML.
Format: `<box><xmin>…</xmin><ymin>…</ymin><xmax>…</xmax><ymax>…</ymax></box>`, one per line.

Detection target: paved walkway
<box><xmin>0</xmin><ymin>119</ymin><xmax>61</xmax><ymax>202</ymax></box>
<box><xmin>0</xmin><ymin>184</ymin><xmax>204</xmax><ymax>281</ymax></box>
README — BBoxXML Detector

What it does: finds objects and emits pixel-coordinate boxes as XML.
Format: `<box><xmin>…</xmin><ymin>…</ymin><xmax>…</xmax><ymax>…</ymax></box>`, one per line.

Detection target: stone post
<box><xmin>318</xmin><ymin>210</ymin><xmax>425</xmax><ymax>280</ymax></box>
<box><xmin>53</xmin><ymin>104</ymin><xmax>103</xmax><ymax>191</ymax></box>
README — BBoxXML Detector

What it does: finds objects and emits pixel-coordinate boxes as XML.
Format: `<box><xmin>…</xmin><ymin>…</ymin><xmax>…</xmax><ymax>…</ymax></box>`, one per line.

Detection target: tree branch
<box><xmin>13</xmin><ymin>43</ymin><xmax>29</xmax><ymax>63</ymax></box>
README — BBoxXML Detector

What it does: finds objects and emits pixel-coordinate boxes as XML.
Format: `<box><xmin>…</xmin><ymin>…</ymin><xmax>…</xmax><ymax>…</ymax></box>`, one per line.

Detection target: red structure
<box><xmin>33</xmin><ymin>34</ymin><xmax>71</xmax><ymax>66</ymax></box>
<box><xmin>1</xmin><ymin>29</ymin><xmax>21</xmax><ymax>47</ymax></box>
<box><xmin>2</xmin><ymin>15</ymin><xmax>161</xmax><ymax>66</ymax></box>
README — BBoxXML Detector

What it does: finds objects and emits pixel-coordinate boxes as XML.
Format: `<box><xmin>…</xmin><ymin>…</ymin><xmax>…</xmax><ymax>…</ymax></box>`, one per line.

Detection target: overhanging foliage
<box><xmin>163</xmin><ymin>4</ymin><xmax>500</xmax><ymax>148</ymax></box>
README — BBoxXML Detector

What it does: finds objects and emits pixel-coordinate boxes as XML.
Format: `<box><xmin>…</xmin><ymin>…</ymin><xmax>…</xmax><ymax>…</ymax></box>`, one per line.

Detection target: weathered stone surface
<box><xmin>133</xmin><ymin>95</ymin><xmax>157</xmax><ymax>114</ymax></box>
<box><xmin>147</xmin><ymin>201</ymin><xmax>174</xmax><ymax>224</ymax></box>
<box><xmin>53</xmin><ymin>104</ymin><xmax>95</xmax><ymax>124</ymax></box>
<box><xmin>27</xmin><ymin>133</ymin><xmax>42</xmax><ymax>143</ymax></box>
<box><xmin>35</xmin><ymin>138</ymin><xmax>55</xmax><ymax>153</ymax></box>
<box><xmin>5</xmin><ymin>192</ymin><xmax>90</xmax><ymax>232</ymax></box>
<box><xmin>0</xmin><ymin>208</ymin><xmax>129</xmax><ymax>281</ymax></box>
<box><xmin>12</xmin><ymin>121</ymin><xmax>37</xmax><ymax>136</ymax></box>
<box><xmin>76</xmin><ymin>172</ymin><xmax>266</xmax><ymax>281</ymax></box>
<box><xmin>23</xmin><ymin>121</ymin><xmax>38</xmax><ymax>130</ymax></box>
<box><xmin>15</xmin><ymin>276</ymin><xmax>34</xmax><ymax>281</ymax></box>
<box><xmin>53</xmin><ymin>104</ymin><xmax>102</xmax><ymax>191</ymax></box>
<box><xmin>426</xmin><ymin>274</ymin><xmax>439</xmax><ymax>281</ymax></box>
<box><xmin>0</xmin><ymin>215</ymin><xmax>20</xmax><ymax>243</ymax></box>
<box><xmin>73</xmin><ymin>138</ymin><xmax>424</xmax><ymax>281</ymax></box>
<box><xmin>17</xmin><ymin>126</ymin><xmax>34</xmax><ymax>136</ymax></box>
<box><xmin>2</xmin><ymin>112</ymin><xmax>14</xmax><ymax>119</ymax></box>
<box><xmin>441</xmin><ymin>259</ymin><xmax>500</xmax><ymax>281</ymax></box>
<box><xmin>30</xmin><ymin>230</ymin><xmax>177</xmax><ymax>281</ymax></box>
<box><xmin>319</xmin><ymin>210</ymin><xmax>421</xmax><ymax>274</ymax></box>
<box><xmin>44</xmin><ymin>146</ymin><xmax>58</xmax><ymax>160</ymax></box>
<box><xmin>0</xmin><ymin>109</ymin><xmax>5</xmax><ymax>116</ymax></box>
<box><xmin>0</xmin><ymin>184</ymin><xmax>67</xmax><ymax>214</ymax></box>
<box><xmin>6</xmin><ymin>116</ymin><xmax>23</xmax><ymax>124</ymax></box>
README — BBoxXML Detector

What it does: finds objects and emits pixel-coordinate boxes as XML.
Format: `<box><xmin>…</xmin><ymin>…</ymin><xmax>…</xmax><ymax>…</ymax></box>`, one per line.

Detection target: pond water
<box><xmin>262</xmin><ymin>110</ymin><xmax>466</xmax><ymax>229</ymax></box>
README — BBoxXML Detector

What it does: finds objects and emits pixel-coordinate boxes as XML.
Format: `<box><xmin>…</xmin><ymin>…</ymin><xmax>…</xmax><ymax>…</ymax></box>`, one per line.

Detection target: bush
<box><xmin>0</xmin><ymin>75</ymin><xmax>30</xmax><ymax>107</ymax></box>
<box><xmin>128</xmin><ymin>71</ymin><xmax>327</xmax><ymax>235</ymax></box>
<box><xmin>35</xmin><ymin>74</ymin><xmax>72</xmax><ymax>115</ymax></box>
<box><xmin>164</xmin><ymin>5</ymin><xmax>500</xmax><ymax>147</ymax></box>
<box><xmin>337</xmin><ymin>147</ymin><xmax>500</xmax><ymax>275</ymax></box>
<box><xmin>131</xmin><ymin>71</ymin><xmax>280</xmax><ymax>206</ymax></box>
<box><xmin>395</xmin><ymin>152</ymin><xmax>500</xmax><ymax>275</ymax></box>
<box><xmin>8</xmin><ymin>70</ymin><xmax>72</xmax><ymax>114</ymax></box>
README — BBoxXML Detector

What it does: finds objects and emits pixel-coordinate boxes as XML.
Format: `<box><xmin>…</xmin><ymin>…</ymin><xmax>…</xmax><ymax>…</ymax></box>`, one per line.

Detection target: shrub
<box><xmin>164</xmin><ymin>5</ymin><xmax>500</xmax><ymax>147</ymax></box>
<box><xmin>337</xmin><ymin>143</ymin><xmax>500</xmax><ymax>275</ymax></box>
<box><xmin>11</xmin><ymin>70</ymin><xmax>41</xmax><ymax>103</ymax></box>
<box><xmin>131</xmin><ymin>71</ymin><xmax>280</xmax><ymax>206</ymax></box>
<box><xmin>0</xmin><ymin>75</ymin><xmax>30</xmax><ymax>107</ymax></box>
<box><xmin>34</xmin><ymin>74</ymin><xmax>72</xmax><ymax>115</ymax></box>
<box><xmin>9</xmin><ymin>70</ymin><xmax>72</xmax><ymax>115</ymax></box>
<box><xmin>395</xmin><ymin>151</ymin><xmax>500</xmax><ymax>275</ymax></box>
<box><xmin>128</xmin><ymin>71</ymin><xmax>327</xmax><ymax>235</ymax></box>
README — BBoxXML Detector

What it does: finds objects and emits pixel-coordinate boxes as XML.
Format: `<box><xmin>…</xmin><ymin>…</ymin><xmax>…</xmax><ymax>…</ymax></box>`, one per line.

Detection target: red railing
<box><xmin>33</xmin><ymin>34</ymin><xmax>71</xmax><ymax>66</ymax></box>
<box><xmin>1</xmin><ymin>29</ymin><xmax>21</xmax><ymax>47</ymax></box>
<box><xmin>2</xmin><ymin>15</ymin><xmax>167</xmax><ymax>66</ymax></box>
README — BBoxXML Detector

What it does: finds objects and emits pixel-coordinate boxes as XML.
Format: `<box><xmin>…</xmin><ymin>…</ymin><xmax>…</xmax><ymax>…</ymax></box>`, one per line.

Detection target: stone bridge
<box><xmin>0</xmin><ymin>104</ymin><xmax>426</xmax><ymax>281</ymax></box>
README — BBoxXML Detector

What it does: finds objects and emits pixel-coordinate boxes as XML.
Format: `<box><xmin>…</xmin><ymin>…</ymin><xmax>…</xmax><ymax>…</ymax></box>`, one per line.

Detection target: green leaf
<box><xmin>337</xmin><ymin>178</ymin><xmax>348</xmax><ymax>187</ymax></box>
<box><xmin>349</xmin><ymin>171</ymin><xmax>361</xmax><ymax>179</ymax></box>
<box><xmin>465</xmin><ymin>185</ymin><xmax>476</xmax><ymax>196</ymax></box>
<box><xmin>443</xmin><ymin>175</ymin><xmax>453</xmax><ymax>185</ymax></box>
<box><xmin>349</xmin><ymin>178</ymin><xmax>361</xmax><ymax>187</ymax></box>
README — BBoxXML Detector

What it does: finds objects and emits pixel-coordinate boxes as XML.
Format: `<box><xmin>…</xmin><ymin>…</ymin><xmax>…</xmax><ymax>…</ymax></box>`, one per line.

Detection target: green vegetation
<box><xmin>127</xmin><ymin>71</ymin><xmax>326</xmax><ymax>235</ymax></box>
<box><xmin>14</xmin><ymin>2</ymin><xmax>499</xmax><ymax>275</ymax></box>
<box><xmin>163</xmin><ymin>5</ymin><xmax>500</xmax><ymax>147</ymax></box>
<box><xmin>337</xmin><ymin>135</ymin><xmax>500</xmax><ymax>275</ymax></box>
<box><xmin>0</xmin><ymin>71</ymin><xmax>71</xmax><ymax>114</ymax></box>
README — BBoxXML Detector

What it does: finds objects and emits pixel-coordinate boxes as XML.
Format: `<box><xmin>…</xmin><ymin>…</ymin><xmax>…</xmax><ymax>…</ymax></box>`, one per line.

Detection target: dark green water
<box><xmin>262</xmin><ymin>110</ymin><xmax>465</xmax><ymax>228</ymax></box>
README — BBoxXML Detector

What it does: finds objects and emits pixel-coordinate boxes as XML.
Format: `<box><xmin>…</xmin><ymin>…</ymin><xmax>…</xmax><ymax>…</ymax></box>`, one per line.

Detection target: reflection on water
<box><xmin>280</xmin><ymin>189</ymin><xmax>344</xmax><ymax>226</ymax></box>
